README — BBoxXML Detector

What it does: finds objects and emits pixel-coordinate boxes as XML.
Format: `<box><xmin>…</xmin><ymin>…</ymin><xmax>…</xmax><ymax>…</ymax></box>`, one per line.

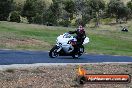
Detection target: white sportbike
<box><xmin>49</xmin><ymin>33</ymin><xmax>89</xmax><ymax>58</ymax></box>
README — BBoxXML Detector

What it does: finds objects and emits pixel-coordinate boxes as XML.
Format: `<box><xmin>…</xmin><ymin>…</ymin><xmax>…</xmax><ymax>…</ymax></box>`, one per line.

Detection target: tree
<box><xmin>74</xmin><ymin>0</ymin><xmax>93</xmax><ymax>26</ymax></box>
<box><xmin>81</xmin><ymin>1</ymin><xmax>93</xmax><ymax>26</ymax></box>
<box><xmin>43</xmin><ymin>8</ymin><xmax>56</xmax><ymax>25</ymax></box>
<box><xmin>43</xmin><ymin>0</ymin><xmax>62</xmax><ymax>25</ymax></box>
<box><xmin>88</xmin><ymin>0</ymin><xmax>105</xmax><ymax>27</ymax></box>
<box><xmin>9</xmin><ymin>11</ymin><xmax>20</xmax><ymax>23</ymax></box>
<box><xmin>33</xmin><ymin>13</ymin><xmax>43</xmax><ymax>24</ymax></box>
<box><xmin>74</xmin><ymin>0</ymin><xmax>87</xmax><ymax>13</ymax></box>
<box><xmin>127</xmin><ymin>0</ymin><xmax>132</xmax><ymax>11</ymax></box>
<box><xmin>127</xmin><ymin>0</ymin><xmax>132</xmax><ymax>18</ymax></box>
<box><xmin>108</xmin><ymin>0</ymin><xmax>129</xmax><ymax>23</ymax></box>
<box><xmin>21</xmin><ymin>0</ymin><xmax>46</xmax><ymax>23</ymax></box>
<box><xmin>21</xmin><ymin>0</ymin><xmax>35</xmax><ymax>23</ymax></box>
<box><xmin>0</xmin><ymin>0</ymin><xmax>13</xmax><ymax>21</ymax></box>
<box><xmin>12</xmin><ymin>1</ymin><xmax>24</xmax><ymax>12</ymax></box>
<box><xmin>63</xmin><ymin>0</ymin><xmax>75</xmax><ymax>21</ymax></box>
<box><xmin>118</xmin><ymin>7</ymin><xmax>130</xmax><ymax>23</ymax></box>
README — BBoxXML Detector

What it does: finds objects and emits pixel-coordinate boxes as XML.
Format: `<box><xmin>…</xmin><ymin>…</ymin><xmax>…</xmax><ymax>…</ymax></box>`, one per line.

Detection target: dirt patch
<box><xmin>0</xmin><ymin>37</ymin><xmax>51</xmax><ymax>48</ymax></box>
<box><xmin>0</xmin><ymin>64</ymin><xmax>131</xmax><ymax>88</ymax></box>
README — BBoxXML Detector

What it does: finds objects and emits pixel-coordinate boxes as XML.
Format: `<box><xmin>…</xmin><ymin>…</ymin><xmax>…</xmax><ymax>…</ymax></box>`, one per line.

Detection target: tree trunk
<box><xmin>116</xmin><ymin>15</ymin><xmax>119</xmax><ymax>23</ymax></box>
<box><xmin>95</xmin><ymin>12</ymin><xmax>99</xmax><ymax>27</ymax></box>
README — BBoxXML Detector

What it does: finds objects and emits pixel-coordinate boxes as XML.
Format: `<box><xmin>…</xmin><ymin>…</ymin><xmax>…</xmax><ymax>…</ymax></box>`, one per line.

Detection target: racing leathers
<box><xmin>68</xmin><ymin>29</ymin><xmax>86</xmax><ymax>55</ymax></box>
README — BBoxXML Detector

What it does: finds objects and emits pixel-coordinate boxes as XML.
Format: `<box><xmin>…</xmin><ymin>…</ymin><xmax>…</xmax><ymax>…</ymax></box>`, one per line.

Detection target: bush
<box><xmin>71</xmin><ymin>19</ymin><xmax>76</xmax><ymax>26</ymax></box>
<box><xmin>33</xmin><ymin>14</ymin><xmax>43</xmax><ymax>24</ymax></box>
<box><xmin>8</xmin><ymin>11</ymin><xmax>20</xmax><ymax>23</ymax></box>
<box><xmin>59</xmin><ymin>19</ymin><xmax>70</xmax><ymax>27</ymax></box>
<box><xmin>43</xmin><ymin>9</ymin><xmax>57</xmax><ymax>25</ymax></box>
<box><xmin>20</xmin><ymin>16</ymin><xmax>29</xmax><ymax>23</ymax></box>
<box><xmin>100</xmin><ymin>18</ymin><xmax>113</xmax><ymax>24</ymax></box>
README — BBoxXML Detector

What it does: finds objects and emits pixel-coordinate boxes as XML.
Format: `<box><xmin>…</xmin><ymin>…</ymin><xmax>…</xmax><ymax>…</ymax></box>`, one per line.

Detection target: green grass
<box><xmin>0</xmin><ymin>21</ymin><xmax>132</xmax><ymax>56</ymax></box>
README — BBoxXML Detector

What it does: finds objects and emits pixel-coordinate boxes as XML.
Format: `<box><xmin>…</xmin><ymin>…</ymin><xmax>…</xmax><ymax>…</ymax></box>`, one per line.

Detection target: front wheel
<box><xmin>49</xmin><ymin>45</ymin><xmax>59</xmax><ymax>58</ymax></box>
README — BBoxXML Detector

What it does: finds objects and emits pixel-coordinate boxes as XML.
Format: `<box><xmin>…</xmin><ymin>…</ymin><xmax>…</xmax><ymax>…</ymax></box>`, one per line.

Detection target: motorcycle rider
<box><xmin>68</xmin><ymin>25</ymin><xmax>86</xmax><ymax>57</ymax></box>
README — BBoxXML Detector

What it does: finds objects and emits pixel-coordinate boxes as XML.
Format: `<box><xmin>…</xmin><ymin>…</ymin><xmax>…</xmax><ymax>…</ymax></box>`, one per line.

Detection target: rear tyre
<box><xmin>72</xmin><ymin>54</ymin><xmax>79</xmax><ymax>59</ymax></box>
<box><xmin>49</xmin><ymin>45</ymin><xmax>59</xmax><ymax>58</ymax></box>
<box><xmin>72</xmin><ymin>45</ymin><xmax>84</xmax><ymax>59</ymax></box>
<box><xmin>78</xmin><ymin>45</ymin><xmax>84</xmax><ymax>56</ymax></box>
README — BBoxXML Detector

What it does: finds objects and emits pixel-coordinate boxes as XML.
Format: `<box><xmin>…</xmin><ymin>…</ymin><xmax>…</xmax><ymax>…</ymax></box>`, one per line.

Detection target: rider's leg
<box><xmin>73</xmin><ymin>42</ymin><xmax>81</xmax><ymax>54</ymax></box>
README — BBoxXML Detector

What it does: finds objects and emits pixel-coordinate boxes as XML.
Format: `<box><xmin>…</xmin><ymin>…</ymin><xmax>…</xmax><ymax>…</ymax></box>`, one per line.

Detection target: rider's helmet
<box><xmin>78</xmin><ymin>25</ymin><xmax>84</xmax><ymax>34</ymax></box>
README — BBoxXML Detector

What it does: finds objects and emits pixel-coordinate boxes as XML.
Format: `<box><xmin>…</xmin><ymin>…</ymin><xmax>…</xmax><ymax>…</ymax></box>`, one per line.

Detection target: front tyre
<box><xmin>49</xmin><ymin>45</ymin><xmax>59</xmax><ymax>58</ymax></box>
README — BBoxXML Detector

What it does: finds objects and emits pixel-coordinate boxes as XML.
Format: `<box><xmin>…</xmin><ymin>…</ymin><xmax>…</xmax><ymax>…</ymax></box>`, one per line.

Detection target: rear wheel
<box><xmin>49</xmin><ymin>45</ymin><xmax>59</xmax><ymax>58</ymax></box>
<box><xmin>78</xmin><ymin>45</ymin><xmax>84</xmax><ymax>56</ymax></box>
<box><xmin>72</xmin><ymin>45</ymin><xmax>84</xmax><ymax>59</ymax></box>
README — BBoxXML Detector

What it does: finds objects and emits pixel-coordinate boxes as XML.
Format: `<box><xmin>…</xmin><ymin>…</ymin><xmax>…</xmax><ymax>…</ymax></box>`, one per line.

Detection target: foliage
<box><xmin>12</xmin><ymin>1</ymin><xmax>24</xmax><ymax>11</ymax></box>
<box><xmin>81</xmin><ymin>5</ymin><xmax>92</xmax><ymax>26</ymax></box>
<box><xmin>20</xmin><ymin>16</ymin><xmax>28</xmax><ymax>23</ymax></box>
<box><xmin>127</xmin><ymin>0</ymin><xmax>132</xmax><ymax>18</ymax></box>
<box><xmin>100</xmin><ymin>18</ymin><xmax>113</xmax><ymax>24</ymax></box>
<box><xmin>75</xmin><ymin>18</ymin><xmax>83</xmax><ymax>26</ymax></box>
<box><xmin>8</xmin><ymin>11</ymin><xmax>20</xmax><ymax>23</ymax></box>
<box><xmin>43</xmin><ymin>7</ymin><xmax>57</xmax><ymax>25</ymax></box>
<box><xmin>63</xmin><ymin>0</ymin><xmax>75</xmax><ymax>21</ymax></box>
<box><xmin>59</xmin><ymin>19</ymin><xmax>70</xmax><ymax>27</ymax></box>
<box><xmin>88</xmin><ymin>0</ymin><xmax>105</xmax><ymax>12</ymax></box>
<box><xmin>33</xmin><ymin>13</ymin><xmax>43</xmax><ymax>24</ymax></box>
<box><xmin>21</xmin><ymin>0</ymin><xmax>36</xmax><ymax>23</ymax></box>
<box><xmin>21</xmin><ymin>0</ymin><xmax>46</xmax><ymax>23</ymax></box>
<box><xmin>0</xmin><ymin>0</ymin><xmax>13</xmax><ymax>21</ymax></box>
<box><xmin>43</xmin><ymin>0</ymin><xmax>62</xmax><ymax>25</ymax></box>
<box><xmin>108</xmin><ymin>0</ymin><xmax>130</xmax><ymax>23</ymax></box>
<box><xmin>88</xmin><ymin>0</ymin><xmax>105</xmax><ymax>27</ymax></box>
<box><xmin>127</xmin><ymin>0</ymin><xmax>132</xmax><ymax>10</ymax></box>
<box><xmin>0</xmin><ymin>0</ymin><xmax>132</xmax><ymax>26</ymax></box>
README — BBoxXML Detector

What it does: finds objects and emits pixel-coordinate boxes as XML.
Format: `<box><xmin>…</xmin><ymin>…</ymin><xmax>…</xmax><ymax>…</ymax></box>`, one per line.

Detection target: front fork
<box><xmin>56</xmin><ymin>44</ymin><xmax>62</xmax><ymax>53</ymax></box>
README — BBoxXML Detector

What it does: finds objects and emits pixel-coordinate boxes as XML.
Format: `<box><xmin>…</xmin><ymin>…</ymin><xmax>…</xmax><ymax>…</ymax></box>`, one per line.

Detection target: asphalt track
<box><xmin>0</xmin><ymin>50</ymin><xmax>132</xmax><ymax>65</ymax></box>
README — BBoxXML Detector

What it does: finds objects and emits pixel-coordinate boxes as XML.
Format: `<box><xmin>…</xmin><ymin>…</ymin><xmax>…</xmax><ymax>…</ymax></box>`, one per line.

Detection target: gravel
<box><xmin>0</xmin><ymin>63</ymin><xmax>131</xmax><ymax>88</ymax></box>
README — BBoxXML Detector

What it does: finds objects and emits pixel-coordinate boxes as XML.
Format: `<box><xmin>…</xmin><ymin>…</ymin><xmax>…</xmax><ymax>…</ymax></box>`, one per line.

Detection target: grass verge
<box><xmin>0</xmin><ymin>21</ymin><xmax>132</xmax><ymax>56</ymax></box>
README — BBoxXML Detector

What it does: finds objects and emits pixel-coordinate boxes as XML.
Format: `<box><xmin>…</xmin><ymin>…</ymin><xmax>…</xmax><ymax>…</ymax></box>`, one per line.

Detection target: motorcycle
<box><xmin>49</xmin><ymin>33</ymin><xmax>89</xmax><ymax>58</ymax></box>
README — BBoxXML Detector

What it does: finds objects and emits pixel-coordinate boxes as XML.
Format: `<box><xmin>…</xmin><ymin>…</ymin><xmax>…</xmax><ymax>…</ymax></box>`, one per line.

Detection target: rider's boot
<box><xmin>74</xmin><ymin>45</ymin><xmax>79</xmax><ymax>58</ymax></box>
